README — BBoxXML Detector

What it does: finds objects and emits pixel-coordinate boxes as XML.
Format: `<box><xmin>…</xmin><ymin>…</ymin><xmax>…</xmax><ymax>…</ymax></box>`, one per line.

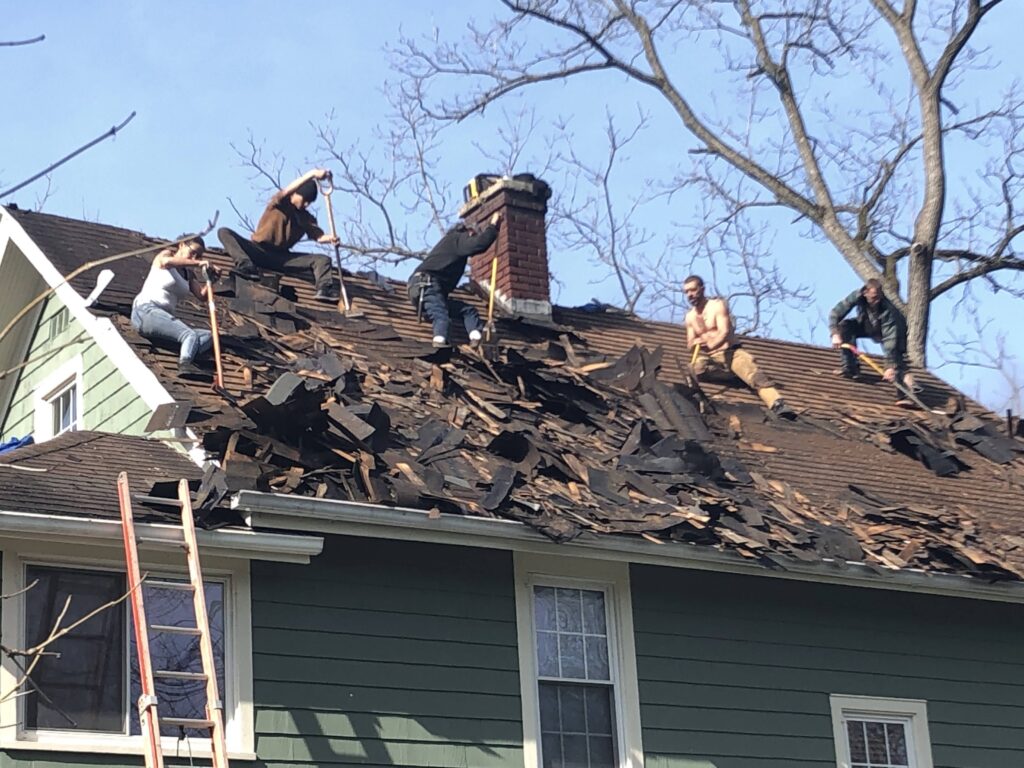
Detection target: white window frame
<box><xmin>830</xmin><ymin>694</ymin><xmax>934</xmax><ymax>768</ymax></box>
<box><xmin>514</xmin><ymin>552</ymin><xmax>643</xmax><ymax>768</ymax></box>
<box><xmin>0</xmin><ymin>537</ymin><xmax>255</xmax><ymax>759</ymax></box>
<box><xmin>32</xmin><ymin>355</ymin><xmax>84</xmax><ymax>440</ymax></box>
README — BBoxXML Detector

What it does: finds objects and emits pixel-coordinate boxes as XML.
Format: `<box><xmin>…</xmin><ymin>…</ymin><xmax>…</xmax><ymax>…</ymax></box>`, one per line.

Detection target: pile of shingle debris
<box><xmin>120</xmin><ymin>277</ymin><xmax>1023</xmax><ymax>581</ymax></box>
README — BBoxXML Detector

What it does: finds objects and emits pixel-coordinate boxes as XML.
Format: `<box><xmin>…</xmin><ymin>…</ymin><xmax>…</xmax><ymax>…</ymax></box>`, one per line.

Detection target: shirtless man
<box><xmin>683</xmin><ymin>274</ymin><xmax>794</xmax><ymax>418</ymax></box>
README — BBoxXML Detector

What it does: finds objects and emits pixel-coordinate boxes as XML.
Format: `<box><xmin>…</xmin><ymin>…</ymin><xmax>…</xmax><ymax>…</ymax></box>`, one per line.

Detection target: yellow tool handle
<box><xmin>841</xmin><ymin>343</ymin><xmax>886</xmax><ymax>376</ymax></box>
<box><xmin>487</xmin><ymin>257</ymin><xmax>498</xmax><ymax>322</ymax></box>
<box><xmin>690</xmin><ymin>343</ymin><xmax>701</xmax><ymax>367</ymax></box>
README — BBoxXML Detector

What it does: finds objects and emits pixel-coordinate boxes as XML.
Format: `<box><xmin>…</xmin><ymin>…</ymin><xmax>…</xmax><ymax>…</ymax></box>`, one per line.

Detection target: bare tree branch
<box><xmin>0</xmin><ymin>112</ymin><xmax>136</xmax><ymax>199</ymax></box>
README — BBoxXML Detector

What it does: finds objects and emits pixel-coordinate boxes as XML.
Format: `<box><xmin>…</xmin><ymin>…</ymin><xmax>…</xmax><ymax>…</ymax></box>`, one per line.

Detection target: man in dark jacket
<box><xmin>408</xmin><ymin>211</ymin><xmax>502</xmax><ymax>347</ymax></box>
<box><xmin>829</xmin><ymin>278</ymin><xmax>916</xmax><ymax>395</ymax></box>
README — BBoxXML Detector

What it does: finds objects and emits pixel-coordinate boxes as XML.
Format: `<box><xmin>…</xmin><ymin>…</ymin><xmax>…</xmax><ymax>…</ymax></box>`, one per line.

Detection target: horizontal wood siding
<box><xmin>632</xmin><ymin>566</ymin><xmax>1024</xmax><ymax>768</ymax></box>
<box><xmin>0</xmin><ymin>298</ymin><xmax>150</xmax><ymax>441</ymax></box>
<box><xmin>251</xmin><ymin>535</ymin><xmax>524</xmax><ymax>768</ymax></box>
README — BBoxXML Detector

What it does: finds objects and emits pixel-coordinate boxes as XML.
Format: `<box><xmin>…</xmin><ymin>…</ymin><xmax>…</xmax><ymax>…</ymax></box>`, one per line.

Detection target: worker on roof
<box><xmin>131</xmin><ymin>236</ymin><xmax>219</xmax><ymax>377</ymax></box>
<box><xmin>408</xmin><ymin>211</ymin><xmax>503</xmax><ymax>348</ymax></box>
<box><xmin>217</xmin><ymin>168</ymin><xmax>339</xmax><ymax>301</ymax></box>
<box><xmin>829</xmin><ymin>278</ymin><xmax>917</xmax><ymax>398</ymax></box>
<box><xmin>683</xmin><ymin>275</ymin><xmax>795</xmax><ymax>418</ymax></box>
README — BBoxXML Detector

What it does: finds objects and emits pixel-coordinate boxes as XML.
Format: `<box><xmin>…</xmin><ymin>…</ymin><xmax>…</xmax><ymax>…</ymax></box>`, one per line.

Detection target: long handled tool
<box><xmin>485</xmin><ymin>256</ymin><xmax>498</xmax><ymax>341</ymax></box>
<box><xmin>318</xmin><ymin>175</ymin><xmax>352</xmax><ymax>314</ymax></box>
<box><xmin>202</xmin><ymin>266</ymin><xmax>224</xmax><ymax>391</ymax></box>
<box><xmin>840</xmin><ymin>343</ymin><xmax>938</xmax><ymax>413</ymax></box>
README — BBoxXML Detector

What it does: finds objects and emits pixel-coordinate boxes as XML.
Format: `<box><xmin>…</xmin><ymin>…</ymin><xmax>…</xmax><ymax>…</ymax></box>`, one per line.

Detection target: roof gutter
<box><xmin>233</xmin><ymin>491</ymin><xmax>1024</xmax><ymax>604</ymax></box>
<box><xmin>0</xmin><ymin>509</ymin><xmax>323</xmax><ymax>564</ymax></box>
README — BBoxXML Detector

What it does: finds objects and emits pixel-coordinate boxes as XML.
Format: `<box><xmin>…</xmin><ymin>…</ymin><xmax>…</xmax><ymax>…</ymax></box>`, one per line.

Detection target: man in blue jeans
<box><xmin>131</xmin><ymin>236</ymin><xmax>219</xmax><ymax>377</ymax></box>
<box><xmin>407</xmin><ymin>211</ymin><xmax>502</xmax><ymax>347</ymax></box>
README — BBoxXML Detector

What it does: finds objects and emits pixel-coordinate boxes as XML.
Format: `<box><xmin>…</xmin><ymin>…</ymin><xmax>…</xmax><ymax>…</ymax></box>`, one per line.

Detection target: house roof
<box><xmin>5</xmin><ymin>205</ymin><xmax>1024</xmax><ymax>582</ymax></box>
<box><xmin>0</xmin><ymin>430</ymin><xmax>203</xmax><ymax>522</ymax></box>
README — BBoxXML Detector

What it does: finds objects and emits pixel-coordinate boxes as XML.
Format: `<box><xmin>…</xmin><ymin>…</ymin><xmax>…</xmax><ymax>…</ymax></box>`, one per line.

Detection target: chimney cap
<box><xmin>459</xmin><ymin>173</ymin><xmax>551</xmax><ymax>216</ymax></box>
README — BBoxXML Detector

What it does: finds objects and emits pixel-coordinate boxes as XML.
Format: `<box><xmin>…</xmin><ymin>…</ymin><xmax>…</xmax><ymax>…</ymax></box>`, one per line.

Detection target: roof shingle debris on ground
<box><xmin>5</xmin><ymin>206</ymin><xmax>1024</xmax><ymax>581</ymax></box>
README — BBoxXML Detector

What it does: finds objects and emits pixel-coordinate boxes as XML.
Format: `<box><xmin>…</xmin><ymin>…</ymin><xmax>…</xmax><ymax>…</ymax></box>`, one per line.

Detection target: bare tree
<box><xmin>390</xmin><ymin>0</ymin><xmax>1023</xmax><ymax>366</ymax></box>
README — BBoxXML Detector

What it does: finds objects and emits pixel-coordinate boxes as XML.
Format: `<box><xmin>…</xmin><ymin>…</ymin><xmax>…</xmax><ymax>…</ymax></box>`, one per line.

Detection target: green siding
<box><xmin>632</xmin><ymin>566</ymin><xmax>1024</xmax><ymax>768</ymax></box>
<box><xmin>0</xmin><ymin>297</ymin><xmax>151</xmax><ymax>441</ymax></box>
<box><xmin>251</xmin><ymin>536</ymin><xmax>524</xmax><ymax>768</ymax></box>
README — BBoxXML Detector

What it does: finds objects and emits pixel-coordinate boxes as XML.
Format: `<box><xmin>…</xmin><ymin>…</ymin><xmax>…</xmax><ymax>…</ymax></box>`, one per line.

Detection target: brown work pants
<box><xmin>692</xmin><ymin>346</ymin><xmax>782</xmax><ymax>408</ymax></box>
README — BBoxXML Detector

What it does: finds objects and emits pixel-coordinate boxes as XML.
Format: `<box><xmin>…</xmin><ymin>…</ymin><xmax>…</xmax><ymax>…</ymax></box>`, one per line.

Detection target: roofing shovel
<box><xmin>202</xmin><ymin>266</ymin><xmax>226</xmax><ymax>393</ymax></box>
<box><xmin>318</xmin><ymin>175</ymin><xmax>359</xmax><ymax>316</ymax></box>
<box><xmin>840</xmin><ymin>343</ymin><xmax>939</xmax><ymax>414</ymax></box>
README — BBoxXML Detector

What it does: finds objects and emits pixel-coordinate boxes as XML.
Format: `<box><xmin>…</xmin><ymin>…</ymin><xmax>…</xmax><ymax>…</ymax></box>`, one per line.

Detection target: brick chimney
<box><xmin>460</xmin><ymin>174</ymin><xmax>552</xmax><ymax>318</ymax></box>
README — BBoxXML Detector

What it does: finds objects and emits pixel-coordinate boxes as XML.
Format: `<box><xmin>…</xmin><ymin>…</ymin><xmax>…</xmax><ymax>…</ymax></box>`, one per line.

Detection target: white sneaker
<box><xmin>432</xmin><ymin>335</ymin><xmax>447</xmax><ymax>348</ymax></box>
<box><xmin>468</xmin><ymin>330</ymin><xmax>482</xmax><ymax>348</ymax></box>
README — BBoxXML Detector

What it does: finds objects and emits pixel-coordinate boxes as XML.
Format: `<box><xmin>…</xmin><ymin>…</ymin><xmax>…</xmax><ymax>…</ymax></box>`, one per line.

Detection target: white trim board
<box><xmin>830</xmin><ymin>694</ymin><xmax>934</xmax><ymax>768</ymax></box>
<box><xmin>0</xmin><ymin>211</ymin><xmax>172</xmax><ymax>413</ymax></box>
<box><xmin>0</xmin><ymin>509</ymin><xmax>323</xmax><ymax>564</ymax></box>
<box><xmin>234</xmin><ymin>491</ymin><xmax>1024</xmax><ymax>605</ymax></box>
<box><xmin>0</xmin><ymin>538</ymin><xmax>257</xmax><ymax>759</ymax></box>
<box><xmin>514</xmin><ymin>552</ymin><xmax>644</xmax><ymax>768</ymax></box>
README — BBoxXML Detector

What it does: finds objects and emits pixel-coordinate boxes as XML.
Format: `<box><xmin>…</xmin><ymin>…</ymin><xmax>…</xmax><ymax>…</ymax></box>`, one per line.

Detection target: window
<box><xmin>47</xmin><ymin>380</ymin><xmax>78</xmax><ymax>436</ymax></box>
<box><xmin>24</xmin><ymin>565</ymin><xmax>224</xmax><ymax>738</ymax></box>
<box><xmin>830</xmin><ymin>695</ymin><xmax>934</xmax><ymax>768</ymax></box>
<box><xmin>515</xmin><ymin>553</ymin><xmax>643</xmax><ymax>768</ymax></box>
<box><xmin>32</xmin><ymin>356</ymin><xmax>84</xmax><ymax>440</ymax></box>
<box><xmin>0</xmin><ymin>544</ymin><xmax>253</xmax><ymax>758</ymax></box>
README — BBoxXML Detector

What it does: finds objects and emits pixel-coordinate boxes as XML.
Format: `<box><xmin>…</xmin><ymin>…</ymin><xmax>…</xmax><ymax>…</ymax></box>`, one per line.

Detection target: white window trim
<box><xmin>32</xmin><ymin>355</ymin><xmax>84</xmax><ymax>440</ymax></box>
<box><xmin>514</xmin><ymin>552</ymin><xmax>643</xmax><ymax>768</ymax></box>
<box><xmin>0</xmin><ymin>537</ymin><xmax>255</xmax><ymax>759</ymax></box>
<box><xmin>830</xmin><ymin>694</ymin><xmax>934</xmax><ymax>768</ymax></box>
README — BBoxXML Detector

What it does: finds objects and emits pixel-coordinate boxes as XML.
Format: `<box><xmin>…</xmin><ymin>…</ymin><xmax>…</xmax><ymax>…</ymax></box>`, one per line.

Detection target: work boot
<box><xmin>468</xmin><ymin>329</ymin><xmax>483</xmax><ymax>348</ymax></box>
<box><xmin>770</xmin><ymin>398</ymin><xmax>797</xmax><ymax>420</ymax></box>
<box><xmin>234</xmin><ymin>264</ymin><xmax>261</xmax><ymax>280</ymax></box>
<box><xmin>432</xmin><ymin>335</ymin><xmax>448</xmax><ymax>348</ymax></box>
<box><xmin>178</xmin><ymin>360</ymin><xmax>205</xmax><ymax>378</ymax></box>
<box><xmin>833</xmin><ymin>365</ymin><xmax>860</xmax><ymax>379</ymax></box>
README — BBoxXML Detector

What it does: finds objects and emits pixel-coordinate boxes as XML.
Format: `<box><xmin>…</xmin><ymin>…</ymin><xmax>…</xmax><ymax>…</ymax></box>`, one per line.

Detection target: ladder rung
<box><xmin>146</xmin><ymin>579</ymin><xmax>195</xmax><ymax>591</ymax></box>
<box><xmin>161</xmin><ymin>717</ymin><xmax>215</xmax><ymax>730</ymax></box>
<box><xmin>149</xmin><ymin>624</ymin><xmax>201</xmax><ymax>636</ymax></box>
<box><xmin>154</xmin><ymin>670</ymin><xmax>207</xmax><ymax>681</ymax></box>
<box><xmin>132</xmin><ymin>494</ymin><xmax>185</xmax><ymax>507</ymax></box>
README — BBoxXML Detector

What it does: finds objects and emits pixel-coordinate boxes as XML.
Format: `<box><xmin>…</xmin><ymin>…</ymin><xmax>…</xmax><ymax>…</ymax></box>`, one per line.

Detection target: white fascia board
<box><xmin>0</xmin><ymin>508</ymin><xmax>323</xmax><ymax>563</ymax></box>
<box><xmin>233</xmin><ymin>490</ymin><xmax>1024</xmax><ymax>604</ymax></box>
<box><xmin>0</xmin><ymin>211</ymin><xmax>207</xmax><ymax>467</ymax></box>
<box><xmin>0</xmin><ymin>212</ymin><xmax>172</xmax><ymax>412</ymax></box>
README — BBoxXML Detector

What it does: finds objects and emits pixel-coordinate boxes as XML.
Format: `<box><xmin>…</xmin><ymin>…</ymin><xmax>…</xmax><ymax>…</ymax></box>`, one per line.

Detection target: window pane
<box><xmin>537</xmin><ymin>630</ymin><xmax>560</xmax><ymax>677</ymax></box>
<box><xmin>559</xmin><ymin>633</ymin><xmax>586</xmax><ymax>679</ymax></box>
<box><xmin>887</xmin><ymin>722</ymin><xmax>910</xmax><ymax>764</ymax></box>
<box><xmin>581</xmin><ymin>590</ymin><xmax>606</xmax><ymax>634</ymax></box>
<box><xmin>51</xmin><ymin>385</ymin><xmax>77</xmax><ymax>435</ymax></box>
<box><xmin>130</xmin><ymin>579</ymin><xmax>225</xmax><ymax>737</ymax></box>
<box><xmin>585</xmin><ymin>636</ymin><xmax>610</xmax><ymax>681</ymax></box>
<box><xmin>585</xmin><ymin>686</ymin><xmax>613</xmax><ymax>734</ymax></box>
<box><xmin>541</xmin><ymin>733</ymin><xmax>563</xmax><ymax>768</ymax></box>
<box><xmin>535</xmin><ymin>586</ymin><xmax>557</xmax><ymax>631</ymax></box>
<box><xmin>539</xmin><ymin>682</ymin><xmax>616</xmax><ymax>768</ymax></box>
<box><xmin>559</xmin><ymin>685</ymin><xmax>586</xmax><ymax>732</ymax></box>
<box><xmin>556</xmin><ymin>589</ymin><xmax>582</xmax><ymax>632</ymax></box>
<box><xmin>847</xmin><ymin>720</ymin><xmax>867</xmax><ymax>761</ymax></box>
<box><xmin>24</xmin><ymin>566</ymin><xmax>126</xmax><ymax>732</ymax></box>
<box><xmin>866</xmin><ymin>720</ymin><xmax>889</xmax><ymax>762</ymax></box>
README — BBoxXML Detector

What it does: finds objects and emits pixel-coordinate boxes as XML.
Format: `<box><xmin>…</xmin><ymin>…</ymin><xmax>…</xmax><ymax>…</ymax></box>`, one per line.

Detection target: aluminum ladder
<box><xmin>117</xmin><ymin>471</ymin><xmax>229</xmax><ymax>768</ymax></box>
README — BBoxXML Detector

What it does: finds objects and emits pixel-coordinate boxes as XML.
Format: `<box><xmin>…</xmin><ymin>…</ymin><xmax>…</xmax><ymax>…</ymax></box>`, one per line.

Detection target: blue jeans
<box><xmin>408</xmin><ymin>275</ymin><xmax>481</xmax><ymax>341</ymax></box>
<box><xmin>131</xmin><ymin>303</ymin><xmax>212</xmax><ymax>364</ymax></box>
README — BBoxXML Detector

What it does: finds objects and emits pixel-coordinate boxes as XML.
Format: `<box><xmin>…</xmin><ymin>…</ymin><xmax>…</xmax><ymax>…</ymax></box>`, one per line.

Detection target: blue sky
<box><xmin>2</xmin><ymin>2</ymin><xmax>1021</xmax><ymax>410</ymax></box>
